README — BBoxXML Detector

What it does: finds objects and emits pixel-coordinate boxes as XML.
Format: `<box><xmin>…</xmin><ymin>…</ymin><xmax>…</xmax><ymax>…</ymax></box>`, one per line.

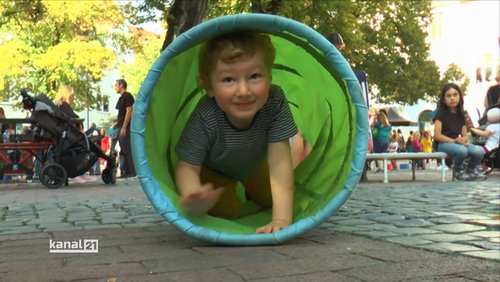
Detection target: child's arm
<box><xmin>470</xmin><ymin>127</ymin><xmax>492</xmax><ymax>138</ymax></box>
<box><xmin>176</xmin><ymin>160</ymin><xmax>224</xmax><ymax>215</ymax></box>
<box><xmin>256</xmin><ymin>140</ymin><xmax>294</xmax><ymax>234</ymax></box>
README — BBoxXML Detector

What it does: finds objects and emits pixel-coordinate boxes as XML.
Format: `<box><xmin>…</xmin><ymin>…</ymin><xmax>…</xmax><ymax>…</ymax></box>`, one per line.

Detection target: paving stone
<box><xmin>0</xmin><ymin>258</ymin><xmax>63</xmax><ymax>273</ymax></box>
<box><xmin>108</xmin><ymin>268</ymin><xmax>247</xmax><ymax>282</ymax></box>
<box><xmin>430</xmin><ymin>223</ymin><xmax>487</xmax><ymax>233</ymax></box>
<box><xmin>338</xmin><ymin>255</ymin><xmax>493</xmax><ymax>282</ymax></box>
<box><xmin>389</xmin><ymin>227</ymin><xmax>440</xmax><ymax>236</ymax></box>
<box><xmin>460</xmin><ymin>269</ymin><xmax>500</xmax><ymax>281</ymax></box>
<box><xmin>1</xmin><ymin>262</ymin><xmax>147</xmax><ymax>281</ymax></box>
<box><xmin>331</xmin><ymin>218</ymin><xmax>377</xmax><ymax>226</ymax></box>
<box><xmin>414</xmin><ymin>233</ymin><xmax>476</xmax><ymax>243</ymax></box>
<box><xmin>330</xmin><ymin>225</ymin><xmax>371</xmax><ymax>233</ymax></box>
<box><xmin>43</xmin><ymin>226</ymin><xmax>84</xmax><ymax>232</ymax></box>
<box><xmin>468</xmin><ymin>230</ymin><xmax>500</xmax><ymax>238</ymax></box>
<box><xmin>419</xmin><ymin>242</ymin><xmax>484</xmax><ymax>253</ymax></box>
<box><xmin>0</xmin><ymin>226</ymin><xmax>41</xmax><ymax>235</ymax></box>
<box><xmin>122</xmin><ymin>222</ymin><xmax>159</xmax><ymax>228</ymax></box>
<box><xmin>371</xmin><ymin>215</ymin><xmax>406</xmax><ymax>224</ymax></box>
<box><xmin>0</xmin><ymin>232</ymin><xmax>51</xmax><ymax>242</ymax></box>
<box><xmin>428</xmin><ymin>216</ymin><xmax>464</xmax><ymax>224</ymax></box>
<box><xmin>472</xmin><ymin>219</ymin><xmax>500</xmax><ymax>227</ymax></box>
<box><xmin>227</xmin><ymin>254</ymin><xmax>382</xmax><ymax>280</ymax></box>
<box><xmin>73</xmin><ymin>220</ymin><xmax>101</xmax><ymax>226</ymax></box>
<box><xmin>450</xmin><ymin>213</ymin><xmax>491</xmax><ymax>221</ymax></box>
<box><xmin>355</xmin><ymin>230</ymin><xmax>401</xmax><ymax>239</ymax></box>
<box><xmin>100</xmin><ymin>218</ymin><xmax>131</xmax><ymax>225</ymax></box>
<box><xmin>392</xmin><ymin>218</ymin><xmax>434</xmax><ymax>228</ymax></box>
<box><xmin>467</xmin><ymin>240</ymin><xmax>500</xmax><ymax>250</ymax></box>
<box><xmin>354</xmin><ymin>223</ymin><xmax>398</xmax><ymax>231</ymax></box>
<box><xmin>82</xmin><ymin>224</ymin><xmax>124</xmax><ymax>230</ymax></box>
<box><xmin>461</xmin><ymin>250</ymin><xmax>500</xmax><ymax>261</ymax></box>
<box><xmin>385</xmin><ymin>237</ymin><xmax>434</xmax><ymax>246</ymax></box>
<box><xmin>0</xmin><ymin>221</ymin><xmax>26</xmax><ymax>227</ymax></box>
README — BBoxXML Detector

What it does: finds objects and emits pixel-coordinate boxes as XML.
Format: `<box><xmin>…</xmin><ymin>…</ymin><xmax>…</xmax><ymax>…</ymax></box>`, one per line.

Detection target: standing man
<box><xmin>114</xmin><ymin>79</ymin><xmax>136</xmax><ymax>178</ymax></box>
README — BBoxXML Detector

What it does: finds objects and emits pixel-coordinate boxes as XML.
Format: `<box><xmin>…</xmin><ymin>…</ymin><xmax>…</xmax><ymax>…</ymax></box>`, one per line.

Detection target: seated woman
<box><xmin>53</xmin><ymin>85</ymin><xmax>95</xmax><ymax>183</ymax></box>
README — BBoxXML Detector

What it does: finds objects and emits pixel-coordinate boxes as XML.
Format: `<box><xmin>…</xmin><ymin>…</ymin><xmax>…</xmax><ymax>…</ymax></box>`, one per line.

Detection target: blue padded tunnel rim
<box><xmin>131</xmin><ymin>14</ymin><xmax>369</xmax><ymax>245</ymax></box>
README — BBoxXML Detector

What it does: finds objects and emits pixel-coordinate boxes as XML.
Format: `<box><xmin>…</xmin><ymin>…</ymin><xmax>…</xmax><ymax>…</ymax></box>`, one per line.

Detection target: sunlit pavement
<box><xmin>0</xmin><ymin>171</ymin><xmax>498</xmax><ymax>281</ymax></box>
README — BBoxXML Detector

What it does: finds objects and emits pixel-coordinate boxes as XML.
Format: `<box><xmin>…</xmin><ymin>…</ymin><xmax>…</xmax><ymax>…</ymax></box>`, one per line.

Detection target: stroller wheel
<box><xmin>102</xmin><ymin>168</ymin><xmax>116</xmax><ymax>184</ymax></box>
<box><xmin>40</xmin><ymin>163</ymin><xmax>67</xmax><ymax>189</ymax></box>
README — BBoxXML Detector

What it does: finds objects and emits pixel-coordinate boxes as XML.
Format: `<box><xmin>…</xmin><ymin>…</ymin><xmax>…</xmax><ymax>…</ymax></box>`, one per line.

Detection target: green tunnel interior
<box><xmin>144</xmin><ymin>32</ymin><xmax>356</xmax><ymax>234</ymax></box>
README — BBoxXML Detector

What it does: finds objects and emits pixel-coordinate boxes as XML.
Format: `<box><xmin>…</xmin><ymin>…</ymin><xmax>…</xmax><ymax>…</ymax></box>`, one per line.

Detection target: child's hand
<box><xmin>256</xmin><ymin>219</ymin><xmax>291</xmax><ymax>234</ymax></box>
<box><xmin>180</xmin><ymin>183</ymin><xmax>225</xmax><ymax>216</ymax></box>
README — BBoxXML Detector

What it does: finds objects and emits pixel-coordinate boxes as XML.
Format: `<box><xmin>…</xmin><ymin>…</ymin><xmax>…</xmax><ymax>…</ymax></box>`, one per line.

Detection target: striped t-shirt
<box><xmin>176</xmin><ymin>84</ymin><xmax>298</xmax><ymax>180</ymax></box>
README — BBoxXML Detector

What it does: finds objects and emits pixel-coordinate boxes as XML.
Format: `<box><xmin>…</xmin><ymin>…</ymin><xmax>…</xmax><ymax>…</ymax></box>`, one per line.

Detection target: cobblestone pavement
<box><xmin>0</xmin><ymin>171</ymin><xmax>499</xmax><ymax>281</ymax></box>
<box><xmin>329</xmin><ymin>170</ymin><xmax>500</xmax><ymax>261</ymax></box>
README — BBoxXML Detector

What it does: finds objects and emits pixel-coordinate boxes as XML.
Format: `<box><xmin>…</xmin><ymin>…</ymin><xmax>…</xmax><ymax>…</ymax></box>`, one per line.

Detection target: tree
<box><xmin>439</xmin><ymin>63</ymin><xmax>469</xmax><ymax>95</ymax></box>
<box><xmin>118</xmin><ymin>26</ymin><xmax>163</xmax><ymax>95</ymax></box>
<box><xmin>0</xmin><ymin>0</ymin><xmax>134</xmax><ymax>110</ymax></box>
<box><xmin>129</xmin><ymin>0</ymin><xmax>441</xmax><ymax>105</ymax></box>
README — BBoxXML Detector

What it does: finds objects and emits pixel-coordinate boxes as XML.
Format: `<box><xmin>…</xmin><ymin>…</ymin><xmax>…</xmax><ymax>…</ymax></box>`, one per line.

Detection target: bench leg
<box><xmin>441</xmin><ymin>157</ymin><xmax>446</xmax><ymax>182</ymax></box>
<box><xmin>383</xmin><ymin>159</ymin><xmax>388</xmax><ymax>183</ymax></box>
<box><xmin>411</xmin><ymin>160</ymin><xmax>416</xmax><ymax>181</ymax></box>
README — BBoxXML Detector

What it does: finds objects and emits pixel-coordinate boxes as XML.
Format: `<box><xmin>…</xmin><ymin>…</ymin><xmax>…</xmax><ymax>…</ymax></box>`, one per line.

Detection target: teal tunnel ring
<box><xmin>131</xmin><ymin>14</ymin><xmax>368</xmax><ymax>245</ymax></box>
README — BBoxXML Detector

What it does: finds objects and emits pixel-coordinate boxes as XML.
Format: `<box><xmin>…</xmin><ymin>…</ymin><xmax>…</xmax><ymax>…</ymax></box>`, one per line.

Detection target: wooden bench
<box><xmin>364</xmin><ymin>152</ymin><xmax>448</xmax><ymax>183</ymax></box>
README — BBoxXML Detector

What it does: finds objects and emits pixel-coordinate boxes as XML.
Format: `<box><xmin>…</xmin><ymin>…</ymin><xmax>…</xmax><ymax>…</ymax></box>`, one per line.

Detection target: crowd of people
<box><xmin>368</xmin><ymin>79</ymin><xmax>499</xmax><ymax>181</ymax></box>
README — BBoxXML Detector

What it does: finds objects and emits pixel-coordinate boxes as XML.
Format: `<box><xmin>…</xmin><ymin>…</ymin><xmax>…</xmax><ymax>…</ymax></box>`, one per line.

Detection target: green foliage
<box><xmin>0</xmin><ymin>0</ymin><xmax>131</xmax><ymax>110</ymax></box>
<box><xmin>439</xmin><ymin>63</ymin><xmax>469</xmax><ymax>96</ymax></box>
<box><xmin>136</xmin><ymin>0</ymin><xmax>441</xmax><ymax>105</ymax></box>
<box><xmin>118</xmin><ymin>33</ymin><xmax>164</xmax><ymax>95</ymax></box>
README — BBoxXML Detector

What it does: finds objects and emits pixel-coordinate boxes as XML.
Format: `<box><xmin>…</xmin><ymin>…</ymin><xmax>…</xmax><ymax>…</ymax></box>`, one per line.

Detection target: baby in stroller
<box><xmin>470</xmin><ymin>107</ymin><xmax>499</xmax><ymax>173</ymax></box>
<box><xmin>21</xmin><ymin>90</ymin><xmax>116</xmax><ymax>188</ymax></box>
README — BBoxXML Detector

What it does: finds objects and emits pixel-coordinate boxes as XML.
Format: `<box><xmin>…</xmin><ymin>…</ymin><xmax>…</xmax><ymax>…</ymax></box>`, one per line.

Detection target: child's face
<box><xmin>206</xmin><ymin>49</ymin><xmax>271</xmax><ymax>129</ymax></box>
<box><xmin>444</xmin><ymin>88</ymin><xmax>461</xmax><ymax>111</ymax></box>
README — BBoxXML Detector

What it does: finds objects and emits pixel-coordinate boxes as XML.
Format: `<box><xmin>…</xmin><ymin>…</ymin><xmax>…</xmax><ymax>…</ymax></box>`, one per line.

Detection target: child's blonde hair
<box><xmin>54</xmin><ymin>85</ymin><xmax>75</xmax><ymax>107</ymax></box>
<box><xmin>198</xmin><ymin>31</ymin><xmax>276</xmax><ymax>88</ymax></box>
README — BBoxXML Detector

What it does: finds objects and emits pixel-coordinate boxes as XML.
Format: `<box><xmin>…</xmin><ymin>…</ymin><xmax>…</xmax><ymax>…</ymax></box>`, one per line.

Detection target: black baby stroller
<box><xmin>21</xmin><ymin>90</ymin><xmax>116</xmax><ymax>188</ymax></box>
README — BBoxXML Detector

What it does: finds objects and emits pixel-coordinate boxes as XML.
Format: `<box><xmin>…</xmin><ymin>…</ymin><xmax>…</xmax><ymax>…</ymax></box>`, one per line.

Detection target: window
<box><xmin>103</xmin><ymin>95</ymin><xmax>109</xmax><ymax>112</ymax></box>
<box><xmin>96</xmin><ymin>94</ymin><xmax>102</xmax><ymax>111</ymax></box>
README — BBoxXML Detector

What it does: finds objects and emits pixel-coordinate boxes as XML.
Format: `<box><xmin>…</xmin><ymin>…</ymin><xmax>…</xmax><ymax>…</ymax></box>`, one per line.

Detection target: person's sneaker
<box><xmin>468</xmin><ymin>169</ymin><xmax>487</xmax><ymax>181</ymax></box>
<box><xmin>70</xmin><ymin>176</ymin><xmax>86</xmax><ymax>183</ymax></box>
<box><xmin>81</xmin><ymin>175</ymin><xmax>97</xmax><ymax>182</ymax></box>
<box><xmin>452</xmin><ymin>170</ymin><xmax>469</xmax><ymax>181</ymax></box>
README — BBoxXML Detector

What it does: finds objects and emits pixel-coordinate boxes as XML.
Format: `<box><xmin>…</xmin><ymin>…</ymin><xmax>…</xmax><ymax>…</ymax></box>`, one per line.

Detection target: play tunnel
<box><xmin>131</xmin><ymin>14</ymin><xmax>368</xmax><ymax>245</ymax></box>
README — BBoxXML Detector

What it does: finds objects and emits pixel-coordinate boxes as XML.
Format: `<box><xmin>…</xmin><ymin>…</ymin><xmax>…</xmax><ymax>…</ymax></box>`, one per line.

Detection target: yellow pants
<box><xmin>200</xmin><ymin>160</ymin><xmax>272</xmax><ymax>220</ymax></box>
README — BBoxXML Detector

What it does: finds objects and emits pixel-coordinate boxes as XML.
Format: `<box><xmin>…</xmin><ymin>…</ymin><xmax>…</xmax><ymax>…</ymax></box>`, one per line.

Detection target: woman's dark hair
<box><xmin>438</xmin><ymin>83</ymin><xmax>464</xmax><ymax>114</ymax></box>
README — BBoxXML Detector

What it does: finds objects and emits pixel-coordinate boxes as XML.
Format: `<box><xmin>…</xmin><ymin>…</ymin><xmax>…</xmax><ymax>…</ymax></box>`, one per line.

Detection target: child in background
<box><xmin>175</xmin><ymin>31</ymin><xmax>298</xmax><ymax>234</ymax></box>
<box><xmin>420</xmin><ymin>130</ymin><xmax>433</xmax><ymax>169</ymax></box>
<box><xmin>470</xmin><ymin>107</ymin><xmax>500</xmax><ymax>173</ymax></box>
<box><xmin>433</xmin><ymin>83</ymin><xmax>486</xmax><ymax>181</ymax></box>
<box><xmin>387</xmin><ymin>134</ymin><xmax>399</xmax><ymax>170</ymax></box>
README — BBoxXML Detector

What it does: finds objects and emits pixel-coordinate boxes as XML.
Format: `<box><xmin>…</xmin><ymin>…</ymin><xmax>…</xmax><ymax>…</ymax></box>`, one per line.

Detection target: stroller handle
<box><xmin>20</xmin><ymin>89</ymin><xmax>36</xmax><ymax>110</ymax></box>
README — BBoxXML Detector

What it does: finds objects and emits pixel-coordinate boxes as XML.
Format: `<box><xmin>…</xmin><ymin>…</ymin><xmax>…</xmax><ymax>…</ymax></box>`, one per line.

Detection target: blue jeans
<box><xmin>437</xmin><ymin>142</ymin><xmax>485</xmax><ymax>171</ymax></box>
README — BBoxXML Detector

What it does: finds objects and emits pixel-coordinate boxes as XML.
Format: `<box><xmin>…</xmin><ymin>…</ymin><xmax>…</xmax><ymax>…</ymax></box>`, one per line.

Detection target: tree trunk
<box><xmin>161</xmin><ymin>0</ymin><xmax>208</xmax><ymax>52</ymax></box>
